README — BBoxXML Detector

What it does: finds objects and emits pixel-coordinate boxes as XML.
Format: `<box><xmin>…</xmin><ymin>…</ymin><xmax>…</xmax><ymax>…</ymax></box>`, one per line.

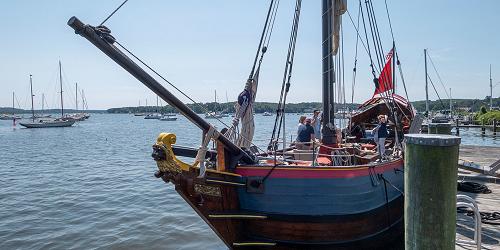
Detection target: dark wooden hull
<box><xmin>161</xmin><ymin>167</ymin><xmax>403</xmax><ymax>249</ymax></box>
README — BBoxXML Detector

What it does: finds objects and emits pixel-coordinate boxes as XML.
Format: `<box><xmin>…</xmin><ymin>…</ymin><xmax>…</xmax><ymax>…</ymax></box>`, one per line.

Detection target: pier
<box><xmin>456</xmin><ymin>145</ymin><xmax>500</xmax><ymax>249</ymax></box>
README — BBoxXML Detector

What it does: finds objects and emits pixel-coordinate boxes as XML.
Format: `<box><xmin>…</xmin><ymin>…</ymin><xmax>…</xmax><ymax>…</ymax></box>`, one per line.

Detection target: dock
<box><xmin>456</xmin><ymin>145</ymin><xmax>500</xmax><ymax>249</ymax></box>
<box><xmin>459</xmin><ymin>145</ymin><xmax>500</xmax><ymax>177</ymax></box>
<box><xmin>456</xmin><ymin>178</ymin><xmax>500</xmax><ymax>249</ymax></box>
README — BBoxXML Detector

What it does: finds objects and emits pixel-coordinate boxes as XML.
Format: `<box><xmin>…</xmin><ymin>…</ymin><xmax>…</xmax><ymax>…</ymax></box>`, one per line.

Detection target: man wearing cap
<box><xmin>296</xmin><ymin>117</ymin><xmax>316</xmax><ymax>150</ymax></box>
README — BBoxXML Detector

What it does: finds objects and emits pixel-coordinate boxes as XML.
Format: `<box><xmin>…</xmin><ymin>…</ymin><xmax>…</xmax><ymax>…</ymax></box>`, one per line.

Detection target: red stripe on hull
<box><xmin>235</xmin><ymin>159</ymin><xmax>403</xmax><ymax>179</ymax></box>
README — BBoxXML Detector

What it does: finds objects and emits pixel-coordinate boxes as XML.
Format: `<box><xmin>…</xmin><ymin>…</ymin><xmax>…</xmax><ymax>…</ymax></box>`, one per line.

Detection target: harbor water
<box><xmin>0</xmin><ymin>114</ymin><xmax>498</xmax><ymax>249</ymax></box>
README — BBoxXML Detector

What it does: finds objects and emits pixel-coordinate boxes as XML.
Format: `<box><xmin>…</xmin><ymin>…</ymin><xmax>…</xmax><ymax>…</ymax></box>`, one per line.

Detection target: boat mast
<box><xmin>321</xmin><ymin>0</ymin><xmax>336</xmax><ymax>144</ymax></box>
<box><xmin>41</xmin><ymin>93</ymin><xmax>45</xmax><ymax>116</ymax></box>
<box><xmin>75</xmin><ymin>82</ymin><xmax>78</xmax><ymax>112</ymax></box>
<box><xmin>59</xmin><ymin>60</ymin><xmax>64</xmax><ymax>117</ymax></box>
<box><xmin>449</xmin><ymin>88</ymin><xmax>452</xmax><ymax>117</ymax></box>
<box><xmin>156</xmin><ymin>95</ymin><xmax>159</xmax><ymax>113</ymax></box>
<box><xmin>424</xmin><ymin>49</ymin><xmax>429</xmax><ymax>116</ymax></box>
<box><xmin>29</xmin><ymin>75</ymin><xmax>35</xmax><ymax>122</ymax></box>
<box><xmin>490</xmin><ymin>64</ymin><xmax>493</xmax><ymax>110</ymax></box>
<box><xmin>12</xmin><ymin>92</ymin><xmax>15</xmax><ymax>116</ymax></box>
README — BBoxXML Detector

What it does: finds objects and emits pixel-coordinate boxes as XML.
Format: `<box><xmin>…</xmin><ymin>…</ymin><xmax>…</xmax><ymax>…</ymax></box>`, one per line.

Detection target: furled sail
<box><xmin>332</xmin><ymin>0</ymin><xmax>347</xmax><ymax>55</ymax></box>
<box><xmin>225</xmin><ymin>67</ymin><xmax>259</xmax><ymax>149</ymax></box>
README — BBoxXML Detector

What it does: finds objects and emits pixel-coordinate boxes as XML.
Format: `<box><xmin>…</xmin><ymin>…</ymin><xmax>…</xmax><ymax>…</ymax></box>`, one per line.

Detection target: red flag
<box><xmin>374</xmin><ymin>49</ymin><xmax>394</xmax><ymax>96</ymax></box>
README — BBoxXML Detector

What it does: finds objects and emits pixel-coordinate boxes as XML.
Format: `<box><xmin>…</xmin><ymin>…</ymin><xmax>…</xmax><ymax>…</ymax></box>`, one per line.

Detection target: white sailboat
<box><xmin>20</xmin><ymin>62</ymin><xmax>76</xmax><ymax>128</ymax></box>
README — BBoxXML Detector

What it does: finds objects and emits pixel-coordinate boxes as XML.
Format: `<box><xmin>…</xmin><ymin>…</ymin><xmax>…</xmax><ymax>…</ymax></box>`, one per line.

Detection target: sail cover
<box><xmin>236</xmin><ymin>68</ymin><xmax>259</xmax><ymax>148</ymax></box>
<box><xmin>224</xmin><ymin>67</ymin><xmax>259</xmax><ymax>149</ymax></box>
<box><xmin>332</xmin><ymin>0</ymin><xmax>347</xmax><ymax>55</ymax></box>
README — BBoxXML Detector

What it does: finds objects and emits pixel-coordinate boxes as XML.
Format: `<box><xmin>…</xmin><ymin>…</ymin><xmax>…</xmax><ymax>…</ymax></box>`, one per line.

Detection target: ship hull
<box><xmin>161</xmin><ymin>159</ymin><xmax>404</xmax><ymax>249</ymax></box>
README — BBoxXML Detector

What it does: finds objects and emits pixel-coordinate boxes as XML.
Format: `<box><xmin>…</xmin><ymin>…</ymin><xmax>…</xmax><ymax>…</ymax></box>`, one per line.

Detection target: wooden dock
<box><xmin>459</xmin><ymin>145</ymin><xmax>500</xmax><ymax>177</ymax></box>
<box><xmin>456</xmin><ymin>145</ymin><xmax>500</xmax><ymax>249</ymax></box>
<box><xmin>456</xmin><ymin>178</ymin><xmax>500</xmax><ymax>249</ymax></box>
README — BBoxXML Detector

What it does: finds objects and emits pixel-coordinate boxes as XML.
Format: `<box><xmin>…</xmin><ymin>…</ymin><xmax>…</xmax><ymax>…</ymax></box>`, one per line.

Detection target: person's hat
<box><xmin>305</xmin><ymin>117</ymin><xmax>312</xmax><ymax>122</ymax></box>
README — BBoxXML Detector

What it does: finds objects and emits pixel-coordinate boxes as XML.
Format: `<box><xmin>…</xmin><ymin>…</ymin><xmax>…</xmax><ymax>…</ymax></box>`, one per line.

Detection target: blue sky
<box><xmin>1</xmin><ymin>0</ymin><xmax>500</xmax><ymax>110</ymax></box>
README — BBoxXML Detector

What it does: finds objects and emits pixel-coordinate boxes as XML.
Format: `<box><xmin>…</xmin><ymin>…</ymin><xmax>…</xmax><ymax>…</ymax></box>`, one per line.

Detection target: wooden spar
<box><xmin>321</xmin><ymin>0</ymin><xmax>336</xmax><ymax>144</ymax></box>
<box><xmin>67</xmin><ymin>16</ymin><xmax>254</xmax><ymax>164</ymax></box>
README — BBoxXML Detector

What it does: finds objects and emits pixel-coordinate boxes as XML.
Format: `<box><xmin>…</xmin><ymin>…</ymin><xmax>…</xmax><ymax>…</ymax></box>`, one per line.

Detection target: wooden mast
<box><xmin>59</xmin><ymin>60</ymin><xmax>64</xmax><ymax>118</ymax></box>
<box><xmin>321</xmin><ymin>0</ymin><xmax>336</xmax><ymax>144</ymax></box>
<box><xmin>29</xmin><ymin>75</ymin><xmax>35</xmax><ymax>122</ymax></box>
<box><xmin>41</xmin><ymin>93</ymin><xmax>45</xmax><ymax>116</ymax></box>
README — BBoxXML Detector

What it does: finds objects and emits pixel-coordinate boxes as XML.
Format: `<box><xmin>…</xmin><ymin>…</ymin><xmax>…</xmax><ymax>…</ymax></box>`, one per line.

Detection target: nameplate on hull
<box><xmin>194</xmin><ymin>184</ymin><xmax>222</xmax><ymax>197</ymax></box>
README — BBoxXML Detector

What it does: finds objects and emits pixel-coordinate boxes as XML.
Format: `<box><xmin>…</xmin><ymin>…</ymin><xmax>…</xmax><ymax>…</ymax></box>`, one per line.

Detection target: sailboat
<box><xmin>0</xmin><ymin>92</ymin><xmax>22</xmax><ymax>121</ymax></box>
<box><xmin>205</xmin><ymin>90</ymin><xmax>224</xmax><ymax>119</ymax></box>
<box><xmin>20</xmin><ymin>63</ymin><xmax>76</xmax><ymax>128</ymax></box>
<box><xmin>69</xmin><ymin>0</ymin><xmax>415</xmax><ymax>248</ymax></box>
<box><xmin>145</xmin><ymin>96</ymin><xmax>162</xmax><ymax>119</ymax></box>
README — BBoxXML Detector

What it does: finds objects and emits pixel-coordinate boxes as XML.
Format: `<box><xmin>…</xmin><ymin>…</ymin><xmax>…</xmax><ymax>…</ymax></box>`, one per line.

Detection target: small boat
<box><xmin>134</xmin><ymin>113</ymin><xmax>146</xmax><ymax>116</ymax></box>
<box><xmin>262</xmin><ymin>111</ymin><xmax>272</xmax><ymax>116</ymax></box>
<box><xmin>0</xmin><ymin>92</ymin><xmax>22</xmax><ymax>121</ymax></box>
<box><xmin>205</xmin><ymin>111</ymin><xmax>223</xmax><ymax>119</ymax></box>
<box><xmin>159</xmin><ymin>114</ymin><xmax>177</xmax><ymax>121</ymax></box>
<box><xmin>144</xmin><ymin>113</ymin><xmax>162</xmax><ymax>119</ymax></box>
<box><xmin>20</xmin><ymin>62</ymin><xmax>75</xmax><ymax>129</ymax></box>
<box><xmin>0</xmin><ymin>114</ymin><xmax>22</xmax><ymax>120</ymax></box>
<box><xmin>19</xmin><ymin>118</ymin><xmax>75</xmax><ymax>128</ymax></box>
<box><xmin>145</xmin><ymin>96</ymin><xmax>162</xmax><ymax>119</ymax></box>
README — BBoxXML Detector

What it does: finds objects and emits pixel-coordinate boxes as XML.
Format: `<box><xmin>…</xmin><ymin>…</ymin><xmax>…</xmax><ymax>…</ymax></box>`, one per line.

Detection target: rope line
<box><xmin>99</xmin><ymin>0</ymin><xmax>129</xmax><ymax>26</ymax></box>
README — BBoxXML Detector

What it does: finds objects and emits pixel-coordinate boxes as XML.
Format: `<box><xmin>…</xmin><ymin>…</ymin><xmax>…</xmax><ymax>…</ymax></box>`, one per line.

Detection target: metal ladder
<box><xmin>456</xmin><ymin>194</ymin><xmax>482</xmax><ymax>250</ymax></box>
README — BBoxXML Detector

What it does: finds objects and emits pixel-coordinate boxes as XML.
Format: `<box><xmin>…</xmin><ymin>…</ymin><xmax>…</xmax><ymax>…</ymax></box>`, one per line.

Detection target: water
<box><xmin>0</xmin><ymin>114</ymin><xmax>498</xmax><ymax>250</ymax></box>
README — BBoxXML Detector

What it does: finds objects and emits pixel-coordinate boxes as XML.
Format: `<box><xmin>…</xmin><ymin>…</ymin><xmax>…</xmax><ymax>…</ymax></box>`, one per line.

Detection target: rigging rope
<box><xmin>427</xmin><ymin>74</ymin><xmax>447</xmax><ymax>110</ymax></box>
<box><xmin>268</xmin><ymin>0</ymin><xmax>302</xmax><ymax>151</ymax></box>
<box><xmin>99</xmin><ymin>0</ymin><xmax>129</xmax><ymax>26</ymax></box>
<box><xmin>427</xmin><ymin>52</ymin><xmax>451</xmax><ymax>98</ymax></box>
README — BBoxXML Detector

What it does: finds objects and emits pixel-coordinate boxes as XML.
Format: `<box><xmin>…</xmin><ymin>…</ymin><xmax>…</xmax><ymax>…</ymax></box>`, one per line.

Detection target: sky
<box><xmin>1</xmin><ymin>0</ymin><xmax>500</xmax><ymax>110</ymax></box>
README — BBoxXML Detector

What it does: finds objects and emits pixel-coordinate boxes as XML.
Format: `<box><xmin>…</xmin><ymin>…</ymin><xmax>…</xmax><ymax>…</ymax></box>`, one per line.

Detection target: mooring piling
<box><xmin>404</xmin><ymin>134</ymin><xmax>461</xmax><ymax>250</ymax></box>
<box><xmin>481</xmin><ymin>119</ymin><xmax>486</xmax><ymax>136</ymax></box>
<box><xmin>493</xmin><ymin>119</ymin><xmax>497</xmax><ymax>136</ymax></box>
<box><xmin>455</xmin><ymin>119</ymin><xmax>460</xmax><ymax>136</ymax></box>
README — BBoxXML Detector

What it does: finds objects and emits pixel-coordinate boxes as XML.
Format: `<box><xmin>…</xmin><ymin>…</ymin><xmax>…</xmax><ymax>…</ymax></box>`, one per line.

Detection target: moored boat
<box><xmin>20</xmin><ymin>63</ymin><xmax>75</xmax><ymax>129</ymax></box>
<box><xmin>68</xmin><ymin>0</ymin><xmax>414</xmax><ymax>248</ymax></box>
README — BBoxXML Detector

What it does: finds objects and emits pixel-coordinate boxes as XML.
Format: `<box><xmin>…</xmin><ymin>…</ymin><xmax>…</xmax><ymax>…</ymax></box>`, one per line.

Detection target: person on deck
<box><xmin>296</xmin><ymin>116</ymin><xmax>307</xmax><ymax>140</ymax></box>
<box><xmin>373</xmin><ymin>115</ymin><xmax>388</xmax><ymax>161</ymax></box>
<box><xmin>311</xmin><ymin>109</ymin><xmax>321</xmax><ymax>139</ymax></box>
<box><xmin>296</xmin><ymin>117</ymin><xmax>316</xmax><ymax>150</ymax></box>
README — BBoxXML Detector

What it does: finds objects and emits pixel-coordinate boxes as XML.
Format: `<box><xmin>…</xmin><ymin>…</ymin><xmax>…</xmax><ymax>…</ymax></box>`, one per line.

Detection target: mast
<box><xmin>75</xmin><ymin>82</ymin><xmax>78</xmax><ymax>112</ymax></box>
<box><xmin>321</xmin><ymin>0</ymin><xmax>336</xmax><ymax>144</ymax></box>
<box><xmin>29</xmin><ymin>75</ymin><xmax>35</xmax><ymax>122</ymax></box>
<box><xmin>424</xmin><ymin>49</ymin><xmax>429</xmax><ymax>116</ymax></box>
<box><xmin>59</xmin><ymin>60</ymin><xmax>64</xmax><ymax>117</ymax></box>
<box><xmin>41</xmin><ymin>93</ymin><xmax>45</xmax><ymax>116</ymax></box>
<box><xmin>156</xmin><ymin>95</ymin><xmax>159</xmax><ymax>113</ymax></box>
<box><xmin>490</xmin><ymin>64</ymin><xmax>493</xmax><ymax>110</ymax></box>
<box><xmin>12</xmin><ymin>92</ymin><xmax>15</xmax><ymax>116</ymax></box>
<box><xmin>449</xmin><ymin>88</ymin><xmax>452</xmax><ymax>117</ymax></box>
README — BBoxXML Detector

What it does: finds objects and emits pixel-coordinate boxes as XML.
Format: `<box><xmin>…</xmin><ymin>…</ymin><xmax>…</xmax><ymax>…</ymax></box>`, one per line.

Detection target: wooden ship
<box><xmin>68</xmin><ymin>0</ymin><xmax>415</xmax><ymax>248</ymax></box>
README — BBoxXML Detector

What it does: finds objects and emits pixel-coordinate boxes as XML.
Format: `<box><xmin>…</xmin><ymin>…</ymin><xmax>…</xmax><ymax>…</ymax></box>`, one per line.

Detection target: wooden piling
<box><xmin>494</xmin><ymin>119</ymin><xmax>497</xmax><ymax>135</ymax></box>
<box><xmin>404</xmin><ymin>134</ymin><xmax>461</xmax><ymax>250</ymax></box>
<box><xmin>481</xmin><ymin>119</ymin><xmax>486</xmax><ymax>136</ymax></box>
<box><xmin>455</xmin><ymin>119</ymin><xmax>460</xmax><ymax>136</ymax></box>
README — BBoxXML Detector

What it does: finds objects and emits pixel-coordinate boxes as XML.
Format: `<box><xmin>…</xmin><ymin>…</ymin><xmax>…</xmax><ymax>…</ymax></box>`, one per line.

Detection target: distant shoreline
<box><xmin>1</xmin><ymin>97</ymin><xmax>498</xmax><ymax>114</ymax></box>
